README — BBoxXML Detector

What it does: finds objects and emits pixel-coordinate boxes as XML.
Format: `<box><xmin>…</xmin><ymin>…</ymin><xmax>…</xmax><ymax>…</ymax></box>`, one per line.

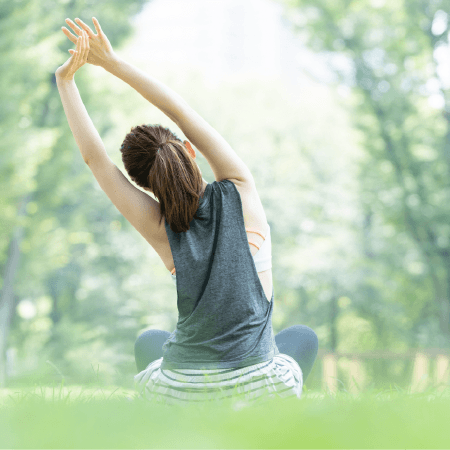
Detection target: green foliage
<box><xmin>277</xmin><ymin>0</ymin><xmax>450</xmax><ymax>348</ymax></box>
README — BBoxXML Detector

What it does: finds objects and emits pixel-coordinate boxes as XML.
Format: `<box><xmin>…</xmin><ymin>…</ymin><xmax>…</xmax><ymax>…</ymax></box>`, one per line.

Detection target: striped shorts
<box><xmin>133</xmin><ymin>353</ymin><xmax>303</xmax><ymax>408</ymax></box>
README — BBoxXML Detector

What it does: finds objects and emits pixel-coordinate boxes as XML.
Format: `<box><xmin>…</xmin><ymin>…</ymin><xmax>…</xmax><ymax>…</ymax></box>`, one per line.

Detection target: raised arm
<box><xmin>105</xmin><ymin>56</ymin><xmax>253</xmax><ymax>184</ymax></box>
<box><xmin>64</xmin><ymin>17</ymin><xmax>254</xmax><ymax>184</ymax></box>
<box><xmin>104</xmin><ymin>56</ymin><xmax>187</xmax><ymax>124</ymax></box>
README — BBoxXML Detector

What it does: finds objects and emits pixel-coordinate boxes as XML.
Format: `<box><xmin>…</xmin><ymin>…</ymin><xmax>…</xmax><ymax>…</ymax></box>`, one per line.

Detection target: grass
<box><xmin>1</xmin><ymin>374</ymin><xmax>450</xmax><ymax>448</ymax></box>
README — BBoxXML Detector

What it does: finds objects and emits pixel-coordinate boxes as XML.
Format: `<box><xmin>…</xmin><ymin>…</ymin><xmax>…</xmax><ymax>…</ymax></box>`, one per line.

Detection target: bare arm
<box><xmin>104</xmin><ymin>56</ymin><xmax>188</xmax><ymax>123</ymax></box>
<box><xmin>56</xmin><ymin>76</ymin><xmax>108</xmax><ymax>165</ymax></box>
<box><xmin>61</xmin><ymin>17</ymin><xmax>253</xmax><ymax>184</ymax></box>
<box><xmin>104</xmin><ymin>57</ymin><xmax>253</xmax><ymax>183</ymax></box>
<box><xmin>62</xmin><ymin>18</ymin><xmax>188</xmax><ymax>123</ymax></box>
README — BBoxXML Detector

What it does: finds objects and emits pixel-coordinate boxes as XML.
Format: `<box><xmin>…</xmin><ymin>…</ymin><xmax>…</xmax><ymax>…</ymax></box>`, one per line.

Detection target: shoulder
<box><xmin>225</xmin><ymin>178</ymin><xmax>258</xmax><ymax>201</ymax></box>
<box><xmin>224</xmin><ymin>178</ymin><xmax>267</xmax><ymax>230</ymax></box>
<box><xmin>209</xmin><ymin>179</ymin><xmax>261</xmax><ymax>217</ymax></box>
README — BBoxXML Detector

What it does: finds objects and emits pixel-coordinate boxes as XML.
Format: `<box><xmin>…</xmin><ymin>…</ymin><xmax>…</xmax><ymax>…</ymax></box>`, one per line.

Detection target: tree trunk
<box><xmin>0</xmin><ymin>194</ymin><xmax>31</xmax><ymax>387</ymax></box>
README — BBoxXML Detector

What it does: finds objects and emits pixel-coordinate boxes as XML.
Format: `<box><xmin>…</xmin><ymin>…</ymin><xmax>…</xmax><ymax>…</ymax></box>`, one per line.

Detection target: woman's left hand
<box><xmin>55</xmin><ymin>29</ymin><xmax>89</xmax><ymax>81</ymax></box>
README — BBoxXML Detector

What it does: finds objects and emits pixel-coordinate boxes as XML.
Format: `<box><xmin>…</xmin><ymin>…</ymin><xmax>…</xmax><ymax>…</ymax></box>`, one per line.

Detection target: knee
<box><xmin>281</xmin><ymin>324</ymin><xmax>319</xmax><ymax>350</ymax></box>
<box><xmin>134</xmin><ymin>329</ymin><xmax>170</xmax><ymax>351</ymax></box>
<box><xmin>135</xmin><ymin>329</ymin><xmax>158</xmax><ymax>350</ymax></box>
<box><xmin>297</xmin><ymin>325</ymin><xmax>318</xmax><ymax>348</ymax></box>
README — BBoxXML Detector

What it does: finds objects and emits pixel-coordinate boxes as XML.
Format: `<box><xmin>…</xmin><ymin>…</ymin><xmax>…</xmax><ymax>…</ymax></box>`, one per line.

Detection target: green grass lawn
<box><xmin>1</xmin><ymin>382</ymin><xmax>449</xmax><ymax>448</ymax></box>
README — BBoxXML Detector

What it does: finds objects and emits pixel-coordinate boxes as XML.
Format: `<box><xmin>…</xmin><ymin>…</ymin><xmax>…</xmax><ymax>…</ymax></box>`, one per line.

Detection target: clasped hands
<box><xmin>56</xmin><ymin>17</ymin><xmax>117</xmax><ymax>81</ymax></box>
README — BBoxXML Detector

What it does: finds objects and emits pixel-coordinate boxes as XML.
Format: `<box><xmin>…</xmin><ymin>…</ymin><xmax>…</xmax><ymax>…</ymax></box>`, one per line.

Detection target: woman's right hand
<box><xmin>61</xmin><ymin>17</ymin><xmax>117</xmax><ymax>68</ymax></box>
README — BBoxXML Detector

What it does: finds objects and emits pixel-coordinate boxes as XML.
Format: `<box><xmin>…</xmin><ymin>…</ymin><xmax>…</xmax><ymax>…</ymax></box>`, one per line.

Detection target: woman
<box><xmin>56</xmin><ymin>17</ymin><xmax>319</xmax><ymax>407</ymax></box>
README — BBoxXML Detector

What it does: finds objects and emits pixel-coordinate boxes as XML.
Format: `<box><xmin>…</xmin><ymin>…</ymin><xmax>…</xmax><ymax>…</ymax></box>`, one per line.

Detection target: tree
<box><xmin>0</xmin><ymin>0</ymin><xmax>148</xmax><ymax>387</ymax></box>
<box><xmin>277</xmin><ymin>0</ymin><xmax>450</xmax><ymax>348</ymax></box>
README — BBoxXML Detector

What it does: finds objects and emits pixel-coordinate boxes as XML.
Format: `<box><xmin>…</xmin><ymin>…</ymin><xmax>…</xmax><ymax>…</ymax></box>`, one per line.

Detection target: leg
<box><xmin>275</xmin><ymin>325</ymin><xmax>319</xmax><ymax>383</ymax></box>
<box><xmin>134</xmin><ymin>329</ymin><xmax>171</xmax><ymax>373</ymax></box>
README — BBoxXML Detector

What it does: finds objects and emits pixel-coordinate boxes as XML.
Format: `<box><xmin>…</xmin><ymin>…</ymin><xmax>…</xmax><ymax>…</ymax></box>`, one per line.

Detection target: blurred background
<box><xmin>1</xmin><ymin>0</ymin><xmax>450</xmax><ymax>395</ymax></box>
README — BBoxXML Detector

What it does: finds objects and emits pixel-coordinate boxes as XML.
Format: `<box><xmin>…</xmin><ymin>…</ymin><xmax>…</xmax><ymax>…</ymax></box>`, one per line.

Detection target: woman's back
<box><xmin>156</xmin><ymin>177</ymin><xmax>273</xmax><ymax>302</ymax></box>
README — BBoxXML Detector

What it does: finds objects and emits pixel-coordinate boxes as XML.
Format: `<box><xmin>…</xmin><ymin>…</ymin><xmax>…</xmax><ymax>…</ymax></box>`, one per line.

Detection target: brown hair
<box><xmin>120</xmin><ymin>124</ymin><xmax>205</xmax><ymax>233</ymax></box>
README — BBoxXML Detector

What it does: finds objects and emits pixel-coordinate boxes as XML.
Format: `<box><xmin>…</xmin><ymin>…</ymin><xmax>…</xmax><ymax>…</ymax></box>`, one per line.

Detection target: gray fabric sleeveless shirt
<box><xmin>160</xmin><ymin>179</ymin><xmax>279</xmax><ymax>370</ymax></box>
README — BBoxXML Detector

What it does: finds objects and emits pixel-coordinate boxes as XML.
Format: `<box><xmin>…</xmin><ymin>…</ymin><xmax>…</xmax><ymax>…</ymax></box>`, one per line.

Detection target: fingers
<box><xmin>92</xmin><ymin>17</ymin><xmax>103</xmax><ymax>35</ymax></box>
<box><xmin>76</xmin><ymin>30</ymin><xmax>88</xmax><ymax>61</ymax></box>
<box><xmin>61</xmin><ymin>25</ymin><xmax>78</xmax><ymax>44</ymax></box>
<box><xmin>62</xmin><ymin>17</ymin><xmax>96</xmax><ymax>46</ymax></box>
<box><xmin>73</xmin><ymin>32</ymin><xmax>81</xmax><ymax>60</ymax></box>
<box><xmin>83</xmin><ymin>30</ymin><xmax>89</xmax><ymax>60</ymax></box>
<box><xmin>64</xmin><ymin>18</ymin><xmax>83</xmax><ymax>38</ymax></box>
<box><xmin>74</xmin><ymin>18</ymin><xmax>95</xmax><ymax>38</ymax></box>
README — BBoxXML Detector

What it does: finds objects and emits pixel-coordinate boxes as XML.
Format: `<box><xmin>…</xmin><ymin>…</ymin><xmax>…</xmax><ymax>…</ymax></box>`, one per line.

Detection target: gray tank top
<box><xmin>160</xmin><ymin>179</ymin><xmax>279</xmax><ymax>370</ymax></box>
